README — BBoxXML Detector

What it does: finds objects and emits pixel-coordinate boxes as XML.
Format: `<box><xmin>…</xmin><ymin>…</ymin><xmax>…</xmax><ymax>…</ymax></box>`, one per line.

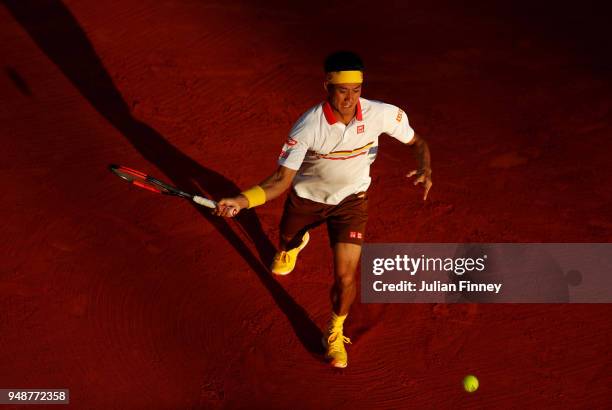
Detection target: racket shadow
<box><xmin>4</xmin><ymin>0</ymin><xmax>324</xmax><ymax>355</ymax></box>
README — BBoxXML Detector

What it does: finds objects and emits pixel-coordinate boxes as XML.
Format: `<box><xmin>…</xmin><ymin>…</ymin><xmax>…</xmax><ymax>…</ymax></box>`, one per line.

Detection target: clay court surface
<box><xmin>1</xmin><ymin>0</ymin><xmax>611</xmax><ymax>408</ymax></box>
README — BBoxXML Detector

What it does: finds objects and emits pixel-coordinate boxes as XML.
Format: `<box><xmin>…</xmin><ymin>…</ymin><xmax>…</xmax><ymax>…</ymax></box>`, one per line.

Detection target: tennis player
<box><xmin>213</xmin><ymin>51</ymin><xmax>432</xmax><ymax>368</ymax></box>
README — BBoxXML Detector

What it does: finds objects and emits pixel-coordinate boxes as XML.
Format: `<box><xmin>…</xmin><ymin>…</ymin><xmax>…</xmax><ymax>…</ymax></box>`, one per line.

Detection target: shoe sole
<box><xmin>271</xmin><ymin>232</ymin><xmax>310</xmax><ymax>276</ymax></box>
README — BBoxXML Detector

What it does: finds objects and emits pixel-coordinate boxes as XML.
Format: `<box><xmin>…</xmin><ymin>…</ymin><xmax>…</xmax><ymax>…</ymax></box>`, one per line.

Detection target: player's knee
<box><xmin>336</xmin><ymin>271</ymin><xmax>356</xmax><ymax>288</ymax></box>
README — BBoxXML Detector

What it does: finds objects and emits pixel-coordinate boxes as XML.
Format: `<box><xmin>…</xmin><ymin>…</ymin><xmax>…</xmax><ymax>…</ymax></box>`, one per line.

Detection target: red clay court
<box><xmin>1</xmin><ymin>0</ymin><xmax>611</xmax><ymax>408</ymax></box>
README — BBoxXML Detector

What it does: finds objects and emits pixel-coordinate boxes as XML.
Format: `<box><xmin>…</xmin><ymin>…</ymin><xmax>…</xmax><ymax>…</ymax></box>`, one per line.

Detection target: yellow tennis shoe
<box><xmin>323</xmin><ymin>325</ymin><xmax>352</xmax><ymax>368</ymax></box>
<box><xmin>270</xmin><ymin>231</ymin><xmax>310</xmax><ymax>275</ymax></box>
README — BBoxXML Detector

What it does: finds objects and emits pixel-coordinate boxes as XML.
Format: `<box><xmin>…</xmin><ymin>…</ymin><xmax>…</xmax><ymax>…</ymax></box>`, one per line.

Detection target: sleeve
<box><xmin>277</xmin><ymin>113</ymin><xmax>314</xmax><ymax>170</ymax></box>
<box><xmin>382</xmin><ymin>103</ymin><xmax>415</xmax><ymax>144</ymax></box>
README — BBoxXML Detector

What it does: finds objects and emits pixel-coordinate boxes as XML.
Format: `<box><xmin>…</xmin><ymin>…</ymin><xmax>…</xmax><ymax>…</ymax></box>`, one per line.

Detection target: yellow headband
<box><xmin>326</xmin><ymin>70</ymin><xmax>363</xmax><ymax>84</ymax></box>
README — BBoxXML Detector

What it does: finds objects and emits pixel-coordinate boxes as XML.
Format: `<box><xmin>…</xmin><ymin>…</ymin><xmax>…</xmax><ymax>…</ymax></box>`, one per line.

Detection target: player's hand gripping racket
<box><xmin>109</xmin><ymin>165</ymin><xmax>238</xmax><ymax>216</ymax></box>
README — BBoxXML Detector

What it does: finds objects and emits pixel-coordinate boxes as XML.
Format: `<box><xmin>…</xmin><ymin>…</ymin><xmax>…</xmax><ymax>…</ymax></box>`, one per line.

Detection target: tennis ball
<box><xmin>463</xmin><ymin>375</ymin><xmax>479</xmax><ymax>393</ymax></box>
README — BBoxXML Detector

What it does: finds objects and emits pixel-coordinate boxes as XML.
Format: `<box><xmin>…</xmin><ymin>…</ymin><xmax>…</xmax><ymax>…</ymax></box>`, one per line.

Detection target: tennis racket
<box><xmin>109</xmin><ymin>164</ymin><xmax>237</xmax><ymax>215</ymax></box>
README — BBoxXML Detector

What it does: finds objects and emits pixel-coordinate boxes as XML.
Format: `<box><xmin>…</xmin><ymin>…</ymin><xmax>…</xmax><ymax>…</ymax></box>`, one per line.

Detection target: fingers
<box><xmin>413</xmin><ymin>175</ymin><xmax>425</xmax><ymax>186</ymax></box>
<box><xmin>224</xmin><ymin>207</ymin><xmax>239</xmax><ymax>217</ymax></box>
<box><xmin>212</xmin><ymin>199</ymin><xmax>240</xmax><ymax>218</ymax></box>
<box><xmin>212</xmin><ymin>200</ymin><xmax>225</xmax><ymax>216</ymax></box>
<box><xmin>216</xmin><ymin>206</ymin><xmax>238</xmax><ymax>217</ymax></box>
<box><xmin>214</xmin><ymin>205</ymin><xmax>240</xmax><ymax>218</ymax></box>
<box><xmin>406</xmin><ymin>170</ymin><xmax>432</xmax><ymax>201</ymax></box>
<box><xmin>407</xmin><ymin>170</ymin><xmax>423</xmax><ymax>186</ymax></box>
<box><xmin>423</xmin><ymin>180</ymin><xmax>432</xmax><ymax>201</ymax></box>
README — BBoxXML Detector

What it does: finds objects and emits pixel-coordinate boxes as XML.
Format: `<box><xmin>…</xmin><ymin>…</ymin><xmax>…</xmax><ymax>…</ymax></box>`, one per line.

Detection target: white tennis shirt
<box><xmin>278</xmin><ymin>97</ymin><xmax>415</xmax><ymax>205</ymax></box>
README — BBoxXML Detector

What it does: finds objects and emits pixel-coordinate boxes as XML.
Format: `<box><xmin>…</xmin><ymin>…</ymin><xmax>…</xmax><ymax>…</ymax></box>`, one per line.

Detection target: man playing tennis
<box><xmin>213</xmin><ymin>51</ymin><xmax>432</xmax><ymax>368</ymax></box>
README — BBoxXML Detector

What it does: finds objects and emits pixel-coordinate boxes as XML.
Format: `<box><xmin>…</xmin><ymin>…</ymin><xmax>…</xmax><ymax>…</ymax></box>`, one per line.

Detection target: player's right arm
<box><xmin>213</xmin><ymin>166</ymin><xmax>297</xmax><ymax>217</ymax></box>
<box><xmin>214</xmin><ymin>109</ymin><xmax>314</xmax><ymax>218</ymax></box>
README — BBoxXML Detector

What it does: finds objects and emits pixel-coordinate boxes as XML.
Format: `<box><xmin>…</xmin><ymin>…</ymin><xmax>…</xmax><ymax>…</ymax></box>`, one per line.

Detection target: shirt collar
<box><xmin>323</xmin><ymin>99</ymin><xmax>363</xmax><ymax>125</ymax></box>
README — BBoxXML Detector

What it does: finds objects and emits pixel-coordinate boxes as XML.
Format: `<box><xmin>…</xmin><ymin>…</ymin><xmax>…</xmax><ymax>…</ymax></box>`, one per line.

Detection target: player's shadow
<box><xmin>4</xmin><ymin>66</ymin><xmax>32</xmax><ymax>96</ymax></box>
<box><xmin>3</xmin><ymin>0</ymin><xmax>324</xmax><ymax>355</ymax></box>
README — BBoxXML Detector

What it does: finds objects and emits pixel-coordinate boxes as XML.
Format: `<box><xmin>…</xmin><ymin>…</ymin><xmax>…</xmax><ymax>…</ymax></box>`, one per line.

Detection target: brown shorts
<box><xmin>279</xmin><ymin>190</ymin><xmax>368</xmax><ymax>248</ymax></box>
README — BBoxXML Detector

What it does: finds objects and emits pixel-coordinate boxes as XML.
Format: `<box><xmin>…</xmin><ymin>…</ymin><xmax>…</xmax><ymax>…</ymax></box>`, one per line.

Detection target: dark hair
<box><xmin>324</xmin><ymin>51</ymin><xmax>365</xmax><ymax>72</ymax></box>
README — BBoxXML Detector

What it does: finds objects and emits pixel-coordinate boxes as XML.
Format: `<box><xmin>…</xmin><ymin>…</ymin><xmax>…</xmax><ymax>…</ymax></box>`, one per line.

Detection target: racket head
<box><xmin>109</xmin><ymin>164</ymin><xmax>186</xmax><ymax>196</ymax></box>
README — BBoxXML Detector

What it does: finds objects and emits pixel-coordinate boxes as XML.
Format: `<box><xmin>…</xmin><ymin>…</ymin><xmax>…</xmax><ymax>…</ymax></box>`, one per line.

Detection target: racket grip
<box><xmin>193</xmin><ymin>195</ymin><xmax>217</xmax><ymax>209</ymax></box>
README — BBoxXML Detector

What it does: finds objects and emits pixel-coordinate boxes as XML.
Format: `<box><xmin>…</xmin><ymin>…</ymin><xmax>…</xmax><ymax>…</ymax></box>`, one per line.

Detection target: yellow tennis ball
<box><xmin>463</xmin><ymin>375</ymin><xmax>479</xmax><ymax>393</ymax></box>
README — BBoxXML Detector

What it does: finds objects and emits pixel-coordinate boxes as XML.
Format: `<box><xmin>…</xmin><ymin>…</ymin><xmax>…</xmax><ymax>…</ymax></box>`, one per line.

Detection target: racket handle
<box><xmin>193</xmin><ymin>195</ymin><xmax>217</xmax><ymax>209</ymax></box>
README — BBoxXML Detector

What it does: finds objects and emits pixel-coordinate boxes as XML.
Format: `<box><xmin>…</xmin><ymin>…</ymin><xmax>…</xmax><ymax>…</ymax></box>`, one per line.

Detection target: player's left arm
<box><xmin>406</xmin><ymin>133</ymin><xmax>433</xmax><ymax>201</ymax></box>
<box><xmin>382</xmin><ymin>102</ymin><xmax>433</xmax><ymax>201</ymax></box>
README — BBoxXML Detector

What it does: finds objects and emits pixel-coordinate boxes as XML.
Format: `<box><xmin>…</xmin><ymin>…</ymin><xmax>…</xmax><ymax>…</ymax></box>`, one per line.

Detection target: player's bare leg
<box><xmin>331</xmin><ymin>242</ymin><xmax>361</xmax><ymax>315</ymax></box>
<box><xmin>324</xmin><ymin>242</ymin><xmax>361</xmax><ymax>368</ymax></box>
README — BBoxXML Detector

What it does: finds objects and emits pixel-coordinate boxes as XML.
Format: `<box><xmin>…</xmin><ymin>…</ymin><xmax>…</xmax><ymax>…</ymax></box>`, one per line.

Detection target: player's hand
<box><xmin>406</xmin><ymin>168</ymin><xmax>432</xmax><ymax>200</ymax></box>
<box><xmin>213</xmin><ymin>197</ymin><xmax>243</xmax><ymax>218</ymax></box>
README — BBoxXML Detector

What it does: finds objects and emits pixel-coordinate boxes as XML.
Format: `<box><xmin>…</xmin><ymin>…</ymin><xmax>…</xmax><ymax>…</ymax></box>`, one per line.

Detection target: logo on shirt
<box><xmin>357</xmin><ymin>125</ymin><xmax>365</xmax><ymax>134</ymax></box>
<box><xmin>279</xmin><ymin>149</ymin><xmax>291</xmax><ymax>159</ymax></box>
<box><xmin>286</xmin><ymin>137</ymin><xmax>298</xmax><ymax>146</ymax></box>
<box><xmin>349</xmin><ymin>231</ymin><xmax>363</xmax><ymax>239</ymax></box>
<box><xmin>396</xmin><ymin>109</ymin><xmax>404</xmax><ymax>123</ymax></box>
